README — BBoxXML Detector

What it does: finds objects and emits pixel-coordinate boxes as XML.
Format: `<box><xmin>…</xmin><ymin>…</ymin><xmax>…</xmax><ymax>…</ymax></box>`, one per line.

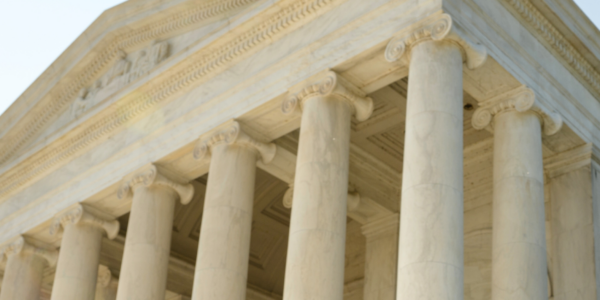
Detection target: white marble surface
<box><xmin>550</xmin><ymin>166</ymin><xmax>597</xmax><ymax>300</ymax></box>
<box><xmin>50</xmin><ymin>223</ymin><xmax>103</xmax><ymax>300</ymax></box>
<box><xmin>192</xmin><ymin>143</ymin><xmax>257</xmax><ymax>300</ymax></box>
<box><xmin>283</xmin><ymin>95</ymin><xmax>352</xmax><ymax>300</ymax></box>
<box><xmin>115</xmin><ymin>186</ymin><xmax>178</xmax><ymax>300</ymax></box>
<box><xmin>492</xmin><ymin>111</ymin><xmax>547</xmax><ymax>300</ymax></box>
<box><xmin>361</xmin><ymin>214</ymin><xmax>399</xmax><ymax>300</ymax></box>
<box><xmin>397</xmin><ymin>40</ymin><xmax>464</xmax><ymax>300</ymax></box>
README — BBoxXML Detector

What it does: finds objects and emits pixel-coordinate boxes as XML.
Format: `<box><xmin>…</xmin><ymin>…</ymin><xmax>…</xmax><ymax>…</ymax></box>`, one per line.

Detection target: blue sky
<box><xmin>0</xmin><ymin>0</ymin><xmax>598</xmax><ymax>117</ymax></box>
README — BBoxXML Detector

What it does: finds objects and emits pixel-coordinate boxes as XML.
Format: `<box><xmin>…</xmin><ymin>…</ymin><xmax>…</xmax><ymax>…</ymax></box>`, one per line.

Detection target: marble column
<box><xmin>361</xmin><ymin>213</ymin><xmax>399</xmax><ymax>300</ymax></box>
<box><xmin>472</xmin><ymin>86</ymin><xmax>562</xmax><ymax>300</ymax></box>
<box><xmin>545</xmin><ymin>144</ymin><xmax>596</xmax><ymax>300</ymax></box>
<box><xmin>49</xmin><ymin>204</ymin><xmax>119</xmax><ymax>300</ymax></box>
<box><xmin>281</xmin><ymin>70</ymin><xmax>373</xmax><ymax>300</ymax></box>
<box><xmin>0</xmin><ymin>236</ymin><xmax>58</xmax><ymax>300</ymax></box>
<box><xmin>384</xmin><ymin>14</ymin><xmax>486</xmax><ymax>299</ymax></box>
<box><xmin>95</xmin><ymin>265</ymin><xmax>118</xmax><ymax>300</ymax></box>
<box><xmin>190</xmin><ymin>121</ymin><xmax>276</xmax><ymax>300</ymax></box>
<box><xmin>115</xmin><ymin>164</ymin><xmax>194</xmax><ymax>300</ymax></box>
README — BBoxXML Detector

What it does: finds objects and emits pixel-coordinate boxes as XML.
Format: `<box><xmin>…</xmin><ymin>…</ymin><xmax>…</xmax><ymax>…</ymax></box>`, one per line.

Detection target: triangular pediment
<box><xmin>0</xmin><ymin>0</ymin><xmax>261</xmax><ymax>167</ymax></box>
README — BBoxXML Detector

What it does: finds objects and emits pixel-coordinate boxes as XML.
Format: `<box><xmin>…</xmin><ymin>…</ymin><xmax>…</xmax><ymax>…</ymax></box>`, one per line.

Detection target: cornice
<box><xmin>0</xmin><ymin>0</ymin><xmax>261</xmax><ymax>166</ymax></box>
<box><xmin>117</xmin><ymin>164</ymin><xmax>194</xmax><ymax>205</ymax></box>
<box><xmin>193</xmin><ymin>121</ymin><xmax>276</xmax><ymax>164</ymax></box>
<box><xmin>471</xmin><ymin>86</ymin><xmax>563</xmax><ymax>135</ymax></box>
<box><xmin>0</xmin><ymin>0</ymin><xmax>343</xmax><ymax>200</ymax></box>
<box><xmin>283</xmin><ymin>70</ymin><xmax>374</xmax><ymax>122</ymax></box>
<box><xmin>501</xmin><ymin>0</ymin><xmax>600</xmax><ymax>99</ymax></box>
<box><xmin>384</xmin><ymin>13</ymin><xmax>487</xmax><ymax>70</ymax></box>
<box><xmin>0</xmin><ymin>236</ymin><xmax>58</xmax><ymax>267</ymax></box>
<box><xmin>544</xmin><ymin>143</ymin><xmax>592</xmax><ymax>178</ymax></box>
<box><xmin>49</xmin><ymin>203</ymin><xmax>119</xmax><ymax>239</ymax></box>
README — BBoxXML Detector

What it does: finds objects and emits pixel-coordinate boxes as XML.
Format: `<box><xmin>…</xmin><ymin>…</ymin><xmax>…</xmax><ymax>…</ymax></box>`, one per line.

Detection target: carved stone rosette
<box><xmin>385</xmin><ymin>14</ymin><xmax>487</xmax><ymax>70</ymax></box>
<box><xmin>471</xmin><ymin>86</ymin><xmax>563</xmax><ymax>135</ymax></box>
<box><xmin>193</xmin><ymin>121</ymin><xmax>277</xmax><ymax>164</ymax></box>
<box><xmin>117</xmin><ymin>164</ymin><xmax>194</xmax><ymax>205</ymax></box>
<box><xmin>0</xmin><ymin>236</ymin><xmax>58</xmax><ymax>267</ymax></box>
<box><xmin>282</xmin><ymin>70</ymin><xmax>374</xmax><ymax>122</ymax></box>
<box><xmin>49</xmin><ymin>203</ymin><xmax>120</xmax><ymax>239</ymax></box>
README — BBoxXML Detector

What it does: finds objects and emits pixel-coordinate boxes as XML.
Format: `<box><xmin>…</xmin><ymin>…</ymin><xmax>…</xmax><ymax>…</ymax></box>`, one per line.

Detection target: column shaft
<box><xmin>116</xmin><ymin>186</ymin><xmax>177</xmax><ymax>300</ymax></box>
<box><xmin>492</xmin><ymin>111</ymin><xmax>547</xmax><ymax>300</ymax></box>
<box><xmin>51</xmin><ymin>224</ymin><xmax>103</xmax><ymax>300</ymax></box>
<box><xmin>191</xmin><ymin>144</ymin><xmax>257</xmax><ymax>300</ymax></box>
<box><xmin>397</xmin><ymin>40</ymin><xmax>464</xmax><ymax>299</ymax></box>
<box><xmin>362</xmin><ymin>214</ymin><xmax>399</xmax><ymax>300</ymax></box>
<box><xmin>551</xmin><ymin>166</ymin><xmax>597</xmax><ymax>300</ymax></box>
<box><xmin>283</xmin><ymin>95</ymin><xmax>352</xmax><ymax>300</ymax></box>
<box><xmin>0</xmin><ymin>252</ymin><xmax>45</xmax><ymax>300</ymax></box>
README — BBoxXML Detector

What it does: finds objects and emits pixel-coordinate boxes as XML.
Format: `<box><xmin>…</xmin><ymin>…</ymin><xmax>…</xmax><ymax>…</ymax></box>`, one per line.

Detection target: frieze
<box><xmin>0</xmin><ymin>0</ymin><xmax>341</xmax><ymax>199</ymax></box>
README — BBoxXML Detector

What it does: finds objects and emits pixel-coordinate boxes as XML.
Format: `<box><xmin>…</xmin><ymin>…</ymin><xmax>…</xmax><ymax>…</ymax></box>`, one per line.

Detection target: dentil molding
<box><xmin>49</xmin><ymin>203</ymin><xmax>120</xmax><ymax>239</ymax></box>
<box><xmin>117</xmin><ymin>164</ymin><xmax>194</xmax><ymax>205</ymax></box>
<box><xmin>282</xmin><ymin>70</ymin><xmax>374</xmax><ymax>122</ymax></box>
<box><xmin>471</xmin><ymin>85</ymin><xmax>563</xmax><ymax>135</ymax></box>
<box><xmin>0</xmin><ymin>0</ymin><xmax>344</xmax><ymax>201</ymax></box>
<box><xmin>0</xmin><ymin>0</ymin><xmax>260</xmax><ymax>166</ymax></box>
<box><xmin>502</xmin><ymin>0</ymin><xmax>600</xmax><ymax>98</ymax></box>
<box><xmin>193</xmin><ymin>121</ymin><xmax>276</xmax><ymax>164</ymax></box>
<box><xmin>0</xmin><ymin>236</ymin><xmax>58</xmax><ymax>267</ymax></box>
<box><xmin>384</xmin><ymin>13</ymin><xmax>487</xmax><ymax>70</ymax></box>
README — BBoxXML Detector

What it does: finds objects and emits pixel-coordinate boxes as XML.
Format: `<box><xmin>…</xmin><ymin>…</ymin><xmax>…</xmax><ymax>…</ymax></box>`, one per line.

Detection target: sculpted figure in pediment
<box><xmin>70</xmin><ymin>41</ymin><xmax>169</xmax><ymax>119</ymax></box>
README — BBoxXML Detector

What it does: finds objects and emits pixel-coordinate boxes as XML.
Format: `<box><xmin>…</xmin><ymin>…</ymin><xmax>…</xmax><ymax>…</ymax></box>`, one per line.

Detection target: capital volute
<box><xmin>97</xmin><ymin>265</ymin><xmax>114</xmax><ymax>288</ymax></box>
<box><xmin>193</xmin><ymin>121</ymin><xmax>276</xmax><ymax>164</ymax></box>
<box><xmin>0</xmin><ymin>236</ymin><xmax>58</xmax><ymax>267</ymax></box>
<box><xmin>282</xmin><ymin>70</ymin><xmax>374</xmax><ymax>122</ymax></box>
<box><xmin>49</xmin><ymin>204</ymin><xmax>120</xmax><ymax>239</ymax></box>
<box><xmin>385</xmin><ymin>14</ymin><xmax>487</xmax><ymax>70</ymax></box>
<box><xmin>471</xmin><ymin>86</ymin><xmax>563</xmax><ymax>135</ymax></box>
<box><xmin>117</xmin><ymin>164</ymin><xmax>194</xmax><ymax>205</ymax></box>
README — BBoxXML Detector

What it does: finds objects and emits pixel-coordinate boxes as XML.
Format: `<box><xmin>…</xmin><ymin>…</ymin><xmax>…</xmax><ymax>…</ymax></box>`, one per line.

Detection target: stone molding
<box><xmin>0</xmin><ymin>0</ymin><xmax>260</xmax><ymax>166</ymax></box>
<box><xmin>0</xmin><ymin>236</ymin><xmax>58</xmax><ymax>267</ymax></box>
<box><xmin>502</xmin><ymin>0</ymin><xmax>600</xmax><ymax>97</ymax></box>
<box><xmin>193</xmin><ymin>121</ymin><xmax>276</xmax><ymax>164</ymax></box>
<box><xmin>361</xmin><ymin>213</ymin><xmax>399</xmax><ymax>239</ymax></box>
<box><xmin>471</xmin><ymin>86</ymin><xmax>563</xmax><ymax>135</ymax></box>
<box><xmin>97</xmin><ymin>265</ymin><xmax>114</xmax><ymax>288</ymax></box>
<box><xmin>0</xmin><ymin>0</ymin><xmax>343</xmax><ymax>201</ymax></box>
<box><xmin>282</xmin><ymin>70</ymin><xmax>374</xmax><ymax>122</ymax></box>
<box><xmin>384</xmin><ymin>13</ymin><xmax>487</xmax><ymax>70</ymax></box>
<box><xmin>117</xmin><ymin>164</ymin><xmax>194</xmax><ymax>205</ymax></box>
<box><xmin>48</xmin><ymin>203</ymin><xmax>120</xmax><ymax>239</ymax></box>
<box><xmin>544</xmin><ymin>143</ymin><xmax>592</xmax><ymax>178</ymax></box>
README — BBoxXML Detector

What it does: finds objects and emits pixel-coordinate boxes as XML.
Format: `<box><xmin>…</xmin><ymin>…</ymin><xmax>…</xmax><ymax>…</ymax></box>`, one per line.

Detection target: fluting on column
<box><xmin>49</xmin><ymin>203</ymin><xmax>119</xmax><ymax>300</ymax></box>
<box><xmin>0</xmin><ymin>236</ymin><xmax>58</xmax><ymax>300</ymax></box>
<box><xmin>281</xmin><ymin>70</ymin><xmax>373</xmax><ymax>300</ymax></box>
<box><xmin>190</xmin><ymin>121</ymin><xmax>275</xmax><ymax>300</ymax></box>
<box><xmin>384</xmin><ymin>13</ymin><xmax>487</xmax><ymax>300</ymax></box>
<box><xmin>115</xmin><ymin>163</ymin><xmax>194</xmax><ymax>300</ymax></box>
<box><xmin>472</xmin><ymin>86</ymin><xmax>562</xmax><ymax>300</ymax></box>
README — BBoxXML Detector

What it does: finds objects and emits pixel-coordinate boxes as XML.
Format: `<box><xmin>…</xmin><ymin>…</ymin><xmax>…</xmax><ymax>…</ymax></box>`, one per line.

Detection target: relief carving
<box><xmin>71</xmin><ymin>41</ymin><xmax>169</xmax><ymax>118</ymax></box>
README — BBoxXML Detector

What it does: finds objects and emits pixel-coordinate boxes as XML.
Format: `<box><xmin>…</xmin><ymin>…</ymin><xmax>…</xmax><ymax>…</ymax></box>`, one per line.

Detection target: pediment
<box><xmin>0</xmin><ymin>0</ymin><xmax>261</xmax><ymax>167</ymax></box>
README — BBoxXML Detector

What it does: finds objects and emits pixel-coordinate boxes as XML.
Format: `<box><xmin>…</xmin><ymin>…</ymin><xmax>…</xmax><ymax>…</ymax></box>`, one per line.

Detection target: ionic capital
<box><xmin>0</xmin><ymin>236</ymin><xmax>58</xmax><ymax>267</ymax></box>
<box><xmin>471</xmin><ymin>86</ymin><xmax>563</xmax><ymax>135</ymax></box>
<box><xmin>193</xmin><ymin>121</ymin><xmax>276</xmax><ymax>164</ymax></box>
<box><xmin>385</xmin><ymin>14</ymin><xmax>487</xmax><ymax>69</ymax></box>
<box><xmin>49</xmin><ymin>203</ymin><xmax>119</xmax><ymax>239</ymax></box>
<box><xmin>117</xmin><ymin>164</ymin><xmax>194</xmax><ymax>205</ymax></box>
<box><xmin>282</xmin><ymin>70</ymin><xmax>374</xmax><ymax>122</ymax></box>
